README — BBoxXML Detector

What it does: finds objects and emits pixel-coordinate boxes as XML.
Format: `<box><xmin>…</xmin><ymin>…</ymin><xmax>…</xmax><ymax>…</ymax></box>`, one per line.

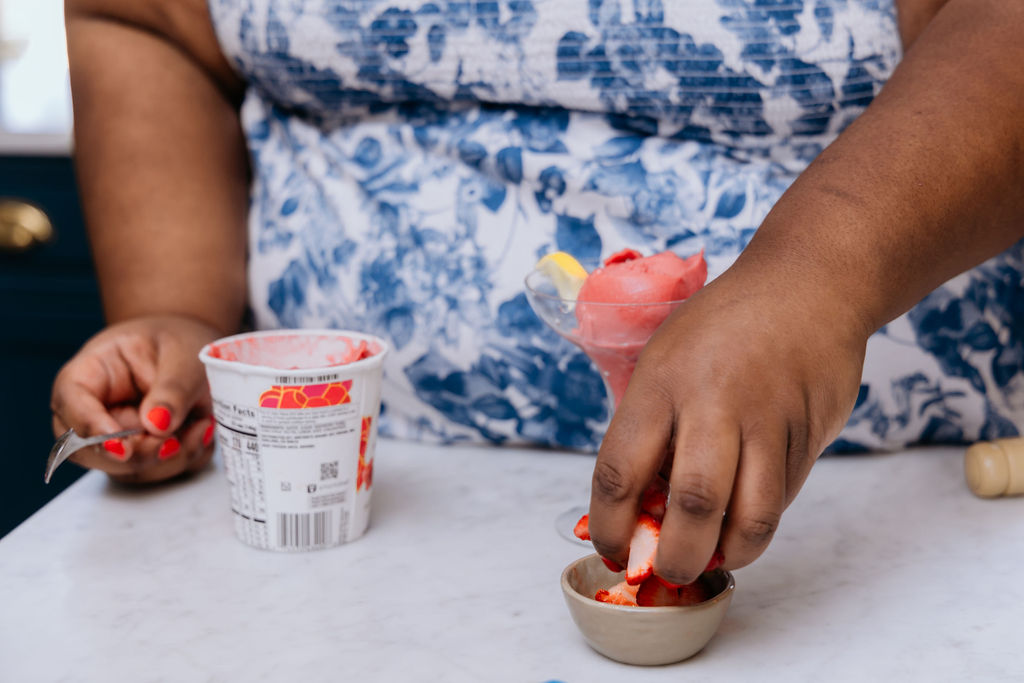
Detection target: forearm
<box><xmin>66</xmin><ymin>1</ymin><xmax>249</xmax><ymax>335</ymax></box>
<box><xmin>734</xmin><ymin>0</ymin><xmax>1024</xmax><ymax>338</ymax></box>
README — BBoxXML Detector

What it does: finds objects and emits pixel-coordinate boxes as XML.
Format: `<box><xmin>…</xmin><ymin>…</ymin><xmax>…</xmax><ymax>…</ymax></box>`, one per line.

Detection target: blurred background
<box><xmin>1</xmin><ymin>0</ymin><xmax>71</xmax><ymax>147</ymax></box>
<box><xmin>1</xmin><ymin>1</ymin><xmax>104</xmax><ymax>536</ymax></box>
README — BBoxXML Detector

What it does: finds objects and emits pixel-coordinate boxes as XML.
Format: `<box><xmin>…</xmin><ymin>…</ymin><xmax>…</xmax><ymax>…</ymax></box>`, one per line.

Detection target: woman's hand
<box><xmin>588</xmin><ymin>0</ymin><xmax>1024</xmax><ymax>581</ymax></box>
<box><xmin>586</xmin><ymin>269</ymin><xmax>868</xmax><ymax>585</ymax></box>
<box><xmin>50</xmin><ymin>314</ymin><xmax>222</xmax><ymax>484</ymax></box>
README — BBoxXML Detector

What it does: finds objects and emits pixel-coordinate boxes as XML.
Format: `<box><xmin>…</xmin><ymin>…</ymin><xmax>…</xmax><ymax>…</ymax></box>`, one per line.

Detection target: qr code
<box><xmin>320</xmin><ymin>461</ymin><xmax>339</xmax><ymax>481</ymax></box>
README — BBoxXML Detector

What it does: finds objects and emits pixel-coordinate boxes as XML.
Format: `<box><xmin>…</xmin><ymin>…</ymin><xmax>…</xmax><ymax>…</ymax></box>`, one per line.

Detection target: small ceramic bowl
<box><xmin>561</xmin><ymin>554</ymin><xmax>735</xmax><ymax>666</ymax></box>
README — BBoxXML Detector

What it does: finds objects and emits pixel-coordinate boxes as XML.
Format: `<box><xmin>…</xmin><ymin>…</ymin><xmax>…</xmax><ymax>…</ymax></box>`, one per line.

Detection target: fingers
<box><xmin>590</xmin><ymin>377</ymin><xmax>797</xmax><ymax>582</ymax></box>
<box><xmin>655</xmin><ymin>413</ymin><xmax>739</xmax><ymax>586</ymax></box>
<box><xmin>782</xmin><ymin>420</ymin><xmax>813</xmax><ymax>508</ymax></box>
<box><xmin>717</xmin><ymin>423</ymin><xmax>787</xmax><ymax>571</ymax></box>
<box><xmin>137</xmin><ymin>333</ymin><xmax>209</xmax><ymax>437</ymax></box>
<box><xmin>50</xmin><ymin>379</ymin><xmax>124</xmax><ymax>438</ymax></box>
<box><xmin>588</xmin><ymin>387</ymin><xmax>674</xmax><ymax>568</ymax></box>
<box><xmin>62</xmin><ymin>412</ymin><xmax>216</xmax><ymax>483</ymax></box>
<box><xmin>50</xmin><ymin>318</ymin><xmax>220</xmax><ymax>483</ymax></box>
<box><xmin>51</xmin><ymin>355</ymin><xmax>138</xmax><ymax>461</ymax></box>
<box><xmin>180</xmin><ymin>415</ymin><xmax>216</xmax><ymax>474</ymax></box>
<box><xmin>108</xmin><ymin>415</ymin><xmax>214</xmax><ymax>483</ymax></box>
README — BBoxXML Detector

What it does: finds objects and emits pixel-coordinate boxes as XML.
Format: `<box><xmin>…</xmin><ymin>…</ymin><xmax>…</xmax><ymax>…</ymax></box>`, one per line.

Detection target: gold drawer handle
<box><xmin>0</xmin><ymin>200</ymin><xmax>54</xmax><ymax>253</ymax></box>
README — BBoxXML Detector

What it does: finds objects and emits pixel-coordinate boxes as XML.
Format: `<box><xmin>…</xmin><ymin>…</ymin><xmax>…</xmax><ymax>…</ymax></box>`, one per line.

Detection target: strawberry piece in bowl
<box><xmin>625</xmin><ymin>513</ymin><xmax>660</xmax><ymax>585</ymax></box>
<box><xmin>571</xmin><ymin>511</ymin><xmax>725</xmax><ymax>600</ymax></box>
<box><xmin>594</xmin><ymin>580</ymin><xmax>640</xmax><ymax>607</ymax></box>
<box><xmin>635</xmin><ymin>576</ymin><xmax>681</xmax><ymax>607</ymax></box>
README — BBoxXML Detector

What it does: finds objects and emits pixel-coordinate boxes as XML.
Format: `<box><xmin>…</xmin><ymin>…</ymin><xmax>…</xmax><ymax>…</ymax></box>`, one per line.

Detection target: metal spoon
<box><xmin>44</xmin><ymin>428</ymin><xmax>141</xmax><ymax>484</ymax></box>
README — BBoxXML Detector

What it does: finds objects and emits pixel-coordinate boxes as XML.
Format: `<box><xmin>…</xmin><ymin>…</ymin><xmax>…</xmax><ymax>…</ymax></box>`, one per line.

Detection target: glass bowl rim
<box><xmin>524</xmin><ymin>270</ymin><xmax>693</xmax><ymax>307</ymax></box>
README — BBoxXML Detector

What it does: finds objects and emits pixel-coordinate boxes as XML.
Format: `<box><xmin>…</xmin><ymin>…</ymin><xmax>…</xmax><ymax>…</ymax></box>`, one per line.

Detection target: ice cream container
<box><xmin>199</xmin><ymin>330</ymin><xmax>388</xmax><ymax>552</ymax></box>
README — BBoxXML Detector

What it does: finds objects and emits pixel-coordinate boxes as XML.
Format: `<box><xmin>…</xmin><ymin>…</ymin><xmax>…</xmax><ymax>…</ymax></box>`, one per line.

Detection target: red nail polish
<box><xmin>103</xmin><ymin>439</ymin><xmax>127</xmax><ymax>460</ymax></box>
<box><xmin>158</xmin><ymin>437</ymin><xmax>180</xmax><ymax>460</ymax></box>
<box><xmin>147</xmin><ymin>406</ymin><xmax>172</xmax><ymax>431</ymax></box>
<box><xmin>202</xmin><ymin>421</ymin><xmax>215</xmax><ymax>447</ymax></box>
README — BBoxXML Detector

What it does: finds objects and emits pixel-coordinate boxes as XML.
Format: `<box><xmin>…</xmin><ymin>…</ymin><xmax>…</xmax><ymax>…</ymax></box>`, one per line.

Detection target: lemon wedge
<box><xmin>534</xmin><ymin>251</ymin><xmax>588</xmax><ymax>300</ymax></box>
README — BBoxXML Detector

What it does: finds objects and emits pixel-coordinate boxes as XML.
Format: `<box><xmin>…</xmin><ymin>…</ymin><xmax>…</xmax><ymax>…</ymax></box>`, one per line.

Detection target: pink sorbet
<box><xmin>575</xmin><ymin>249</ymin><xmax>707</xmax><ymax>406</ymax></box>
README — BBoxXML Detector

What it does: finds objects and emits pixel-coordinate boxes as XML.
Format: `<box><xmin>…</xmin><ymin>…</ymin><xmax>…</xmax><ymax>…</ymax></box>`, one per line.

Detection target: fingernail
<box><xmin>147</xmin><ymin>406</ymin><xmax>172</xmax><ymax>431</ymax></box>
<box><xmin>103</xmin><ymin>439</ymin><xmax>128</xmax><ymax>461</ymax></box>
<box><xmin>158</xmin><ymin>437</ymin><xmax>180</xmax><ymax>460</ymax></box>
<box><xmin>202</xmin><ymin>420</ymin><xmax>215</xmax><ymax>447</ymax></box>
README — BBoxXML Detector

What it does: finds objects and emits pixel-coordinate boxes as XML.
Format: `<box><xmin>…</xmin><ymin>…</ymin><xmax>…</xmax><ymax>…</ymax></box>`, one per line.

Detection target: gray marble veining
<box><xmin>2</xmin><ymin>440</ymin><xmax>1022</xmax><ymax>682</ymax></box>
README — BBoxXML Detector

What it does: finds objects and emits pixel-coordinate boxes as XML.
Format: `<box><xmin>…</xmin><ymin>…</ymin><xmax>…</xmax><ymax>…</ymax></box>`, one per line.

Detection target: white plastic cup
<box><xmin>199</xmin><ymin>329</ymin><xmax>388</xmax><ymax>552</ymax></box>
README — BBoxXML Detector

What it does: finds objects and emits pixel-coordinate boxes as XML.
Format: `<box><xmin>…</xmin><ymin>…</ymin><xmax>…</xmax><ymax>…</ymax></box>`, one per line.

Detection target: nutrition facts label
<box><xmin>218</xmin><ymin>421</ymin><xmax>268</xmax><ymax>549</ymax></box>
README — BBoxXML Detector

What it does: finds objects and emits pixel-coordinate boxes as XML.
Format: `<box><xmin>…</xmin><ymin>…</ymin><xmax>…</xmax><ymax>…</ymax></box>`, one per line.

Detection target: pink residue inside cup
<box><xmin>207</xmin><ymin>333</ymin><xmax>379</xmax><ymax>370</ymax></box>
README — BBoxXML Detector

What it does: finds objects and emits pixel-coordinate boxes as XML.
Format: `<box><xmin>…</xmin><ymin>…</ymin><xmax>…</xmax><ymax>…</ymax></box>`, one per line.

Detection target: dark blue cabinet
<box><xmin>0</xmin><ymin>155</ymin><xmax>105</xmax><ymax>537</ymax></box>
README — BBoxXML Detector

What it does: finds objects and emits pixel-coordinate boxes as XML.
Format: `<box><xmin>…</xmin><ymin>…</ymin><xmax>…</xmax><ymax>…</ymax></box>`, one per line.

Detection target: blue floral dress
<box><xmin>208</xmin><ymin>0</ymin><xmax>1024</xmax><ymax>452</ymax></box>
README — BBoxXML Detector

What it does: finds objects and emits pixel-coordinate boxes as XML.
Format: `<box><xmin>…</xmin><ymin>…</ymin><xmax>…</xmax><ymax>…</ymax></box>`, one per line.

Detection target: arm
<box><xmin>590</xmin><ymin>0</ymin><xmax>1024</xmax><ymax>584</ymax></box>
<box><xmin>51</xmin><ymin>0</ymin><xmax>249</xmax><ymax>481</ymax></box>
<box><xmin>747</xmin><ymin>0</ymin><xmax>1024</xmax><ymax>335</ymax></box>
<box><xmin>66</xmin><ymin>0</ymin><xmax>249</xmax><ymax>329</ymax></box>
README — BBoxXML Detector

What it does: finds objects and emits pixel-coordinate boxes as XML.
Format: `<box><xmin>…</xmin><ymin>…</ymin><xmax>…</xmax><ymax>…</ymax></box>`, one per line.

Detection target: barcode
<box><xmin>277</xmin><ymin>511</ymin><xmax>331</xmax><ymax>549</ymax></box>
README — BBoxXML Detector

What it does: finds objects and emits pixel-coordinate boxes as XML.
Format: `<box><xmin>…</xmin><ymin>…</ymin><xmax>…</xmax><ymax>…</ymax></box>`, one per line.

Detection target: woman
<box><xmin>53</xmin><ymin>0</ymin><xmax>1024</xmax><ymax>585</ymax></box>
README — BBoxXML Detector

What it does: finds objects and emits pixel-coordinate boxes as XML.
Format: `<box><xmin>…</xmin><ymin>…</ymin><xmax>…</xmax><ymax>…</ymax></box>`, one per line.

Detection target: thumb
<box><xmin>138</xmin><ymin>336</ymin><xmax>208</xmax><ymax>436</ymax></box>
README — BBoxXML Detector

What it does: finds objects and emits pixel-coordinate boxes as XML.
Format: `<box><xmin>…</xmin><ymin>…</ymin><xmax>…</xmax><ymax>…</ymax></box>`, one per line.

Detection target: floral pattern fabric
<box><xmin>208</xmin><ymin>0</ymin><xmax>1024</xmax><ymax>451</ymax></box>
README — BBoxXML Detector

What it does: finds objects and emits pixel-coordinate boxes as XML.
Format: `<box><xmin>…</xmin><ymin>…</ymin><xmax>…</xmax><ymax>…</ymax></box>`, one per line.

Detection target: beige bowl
<box><xmin>561</xmin><ymin>554</ymin><xmax>735</xmax><ymax>666</ymax></box>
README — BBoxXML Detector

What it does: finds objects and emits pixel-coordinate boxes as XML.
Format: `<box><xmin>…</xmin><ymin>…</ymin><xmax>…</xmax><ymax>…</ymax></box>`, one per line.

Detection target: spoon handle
<box><xmin>44</xmin><ymin>428</ymin><xmax>143</xmax><ymax>484</ymax></box>
<box><xmin>73</xmin><ymin>429</ymin><xmax>143</xmax><ymax>449</ymax></box>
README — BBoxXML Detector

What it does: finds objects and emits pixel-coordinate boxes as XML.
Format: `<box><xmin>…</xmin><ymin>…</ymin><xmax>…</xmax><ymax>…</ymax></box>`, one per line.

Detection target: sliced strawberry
<box><xmin>625</xmin><ymin>513</ymin><xmax>660</xmax><ymax>585</ymax></box>
<box><xmin>677</xmin><ymin>582</ymin><xmax>709</xmax><ymax>606</ymax></box>
<box><xmin>640</xmin><ymin>480</ymin><xmax>668</xmax><ymax>519</ymax></box>
<box><xmin>655</xmin><ymin>574</ymin><xmax>683</xmax><ymax>590</ymax></box>
<box><xmin>636</xmin><ymin>576</ymin><xmax>681</xmax><ymax>607</ymax></box>
<box><xmin>573</xmin><ymin>514</ymin><xmax>591</xmax><ymax>541</ymax></box>
<box><xmin>573</xmin><ymin>514</ymin><xmax>623</xmax><ymax>571</ymax></box>
<box><xmin>603</xmin><ymin>248</ymin><xmax>643</xmax><ymax>266</ymax></box>
<box><xmin>704</xmin><ymin>549</ymin><xmax>725</xmax><ymax>572</ymax></box>
<box><xmin>594</xmin><ymin>580</ymin><xmax>639</xmax><ymax>606</ymax></box>
<box><xmin>601</xmin><ymin>557</ymin><xmax>624</xmax><ymax>572</ymax></box>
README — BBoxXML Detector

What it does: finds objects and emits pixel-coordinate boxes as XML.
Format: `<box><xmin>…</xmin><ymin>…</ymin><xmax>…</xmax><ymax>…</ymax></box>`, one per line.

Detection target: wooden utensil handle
<box><xmin>965</xmin><ymin>438</ymin><xmax>1024</xmax><ymax>498</ymax></box>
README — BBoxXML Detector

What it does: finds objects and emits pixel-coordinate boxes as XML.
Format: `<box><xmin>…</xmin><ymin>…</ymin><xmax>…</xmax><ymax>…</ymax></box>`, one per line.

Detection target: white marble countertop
<box><xmin>2</xmin><ymin>439</ymin><xmax>1022</xmax><ymax>682</ymax></box>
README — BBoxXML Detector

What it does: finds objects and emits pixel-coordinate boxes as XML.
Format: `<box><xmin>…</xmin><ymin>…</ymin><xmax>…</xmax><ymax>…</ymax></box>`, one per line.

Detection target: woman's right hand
<box><xmin>50</xmin><ymin>314</ymin><xmax>224</xmax><ymax>484</ymax></box>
